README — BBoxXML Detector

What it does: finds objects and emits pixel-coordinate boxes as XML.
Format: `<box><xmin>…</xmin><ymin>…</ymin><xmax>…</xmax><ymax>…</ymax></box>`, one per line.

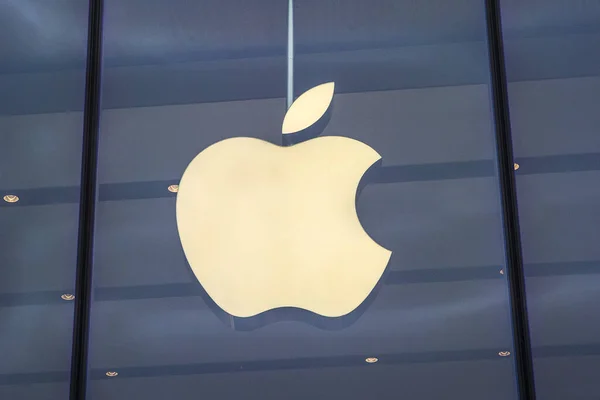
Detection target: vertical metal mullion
<box><xmin>484</xmin><ymin>0</ymin><xmax>537</xmax><ymax>399</ymax></box>
<box><xmin>69</xmin><ymin>0</ymin><xmax>104</xmax><ymax>399</ymax></box>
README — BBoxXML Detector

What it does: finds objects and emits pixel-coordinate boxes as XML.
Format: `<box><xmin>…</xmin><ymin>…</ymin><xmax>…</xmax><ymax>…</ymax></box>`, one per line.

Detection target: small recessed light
<box><xmin>168</xmin><ymin>184</ymin><xmax>179</xmax><ymax>193</ymax></box>
<box><xmin>499</xmin><ymin>269</ymin><xmax>504</xmax><ymax>275</ymax></box>
<box><xmin>106</xmin><ymin>371</ymin><xmax>118</xmax><ymax>377</ymax></box>
<box><xmin>61</xmin><ymin>294</ymin><xmax>75</xmax><ymax>301</ymax></box>
<box><xmin>498</xmin><ymin>351</ymin><xmax>511</xmax><ymax>357</ymax></box>
<box><xmin>3</xmin><ymin>194</ymin><xmax>19</xmax><ymax>203</ymax></box>
<box><xmin>365</xmin><ymin>357</ymin><xmax>378</xmax><ymax>364</ymax></box>
<box><xmin>514</xmin><ymin>163</ymin><xmax>520</xmax><ymax>171</ymax></box>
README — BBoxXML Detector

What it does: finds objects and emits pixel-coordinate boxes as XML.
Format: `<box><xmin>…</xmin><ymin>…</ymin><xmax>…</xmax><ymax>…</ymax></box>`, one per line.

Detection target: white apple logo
<box><xmin>176</xmin><ymin>82</ymin><xmax>391</xmax><ymax>319</ymax></box>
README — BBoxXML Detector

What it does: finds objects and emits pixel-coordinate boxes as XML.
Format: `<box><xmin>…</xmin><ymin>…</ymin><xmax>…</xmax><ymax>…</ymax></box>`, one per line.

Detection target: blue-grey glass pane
<box><xmin>500</xmin><ymin>0</ymin><xmax>600</xmax><ymax>398</ymax></box>
<box><xmin>291</xmin><ymin>1</ymin><xmax>518</xmax><ymax>399</ymax></box>
<box><xmin>89</xmin><ymin>1</ymin><xmax>517</xmax><ymax>400</ymax></box>
<box><xmin>0</xmin><ymin>0</ymin><xmax>88</xmax><ymax>398</ymax></box>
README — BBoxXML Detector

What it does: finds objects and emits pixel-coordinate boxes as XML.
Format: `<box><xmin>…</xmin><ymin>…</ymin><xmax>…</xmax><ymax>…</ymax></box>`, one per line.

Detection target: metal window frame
<box><xmin>69</xmin><ymin>0</ymin><xmax>104</xmax><ymax>399</ymax></box>
<box><xmin>485</xmin><ymin>0</ymin><xmax>537</xmax><ymax>398</ymax></box>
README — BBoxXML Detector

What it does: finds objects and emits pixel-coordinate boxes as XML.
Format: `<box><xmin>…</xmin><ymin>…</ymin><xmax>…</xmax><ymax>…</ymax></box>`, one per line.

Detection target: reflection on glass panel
<box><xmin>292</xmin><ymin>0</ymin><xmax>517</xmax><ymax>398</ymax></box>
<box><xmin>89</xmin><ymin>1</ymin><xmax>517</xmax><ymax>400</ymax></box>
<box><xmin>500</xmin><ymin>0</ymin><xmax>600</xmax><ymax>398</ymax></box>
<box><xmin>0</xmin><ymin>0</ymin><xmax>89</xmax><ymax>398</ymax></box>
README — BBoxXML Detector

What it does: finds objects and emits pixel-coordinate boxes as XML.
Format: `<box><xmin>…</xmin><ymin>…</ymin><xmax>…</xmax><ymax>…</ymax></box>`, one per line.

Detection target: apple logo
<box><xmin>176</xmin><ymin>82</ymin><xmax>391</xmax><ymax>327</ymax></box>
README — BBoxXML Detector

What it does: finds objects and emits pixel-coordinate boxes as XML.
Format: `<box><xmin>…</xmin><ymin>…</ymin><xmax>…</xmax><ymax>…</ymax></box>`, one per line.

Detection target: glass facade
<box><xmin>0</xmin><ymin>1</ymin><xmax>90</xmax><ymax>398</ymax></box>
<box><xmin>1</xmin><ymin>1</ymin><xmax>599</xmax><ymax>399</ymax></box>
<box><xmin>501</xmin><ymin>1</ymin><xmax>600</xmax><ymax>398</ymax></box>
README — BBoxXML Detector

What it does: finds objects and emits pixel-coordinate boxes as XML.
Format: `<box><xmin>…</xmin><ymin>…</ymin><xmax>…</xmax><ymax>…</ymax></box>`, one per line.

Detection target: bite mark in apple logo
<box><xmin>176</xmin><ymin>82</ymin><xmax>391</xmax><ymax>330</ymax></box>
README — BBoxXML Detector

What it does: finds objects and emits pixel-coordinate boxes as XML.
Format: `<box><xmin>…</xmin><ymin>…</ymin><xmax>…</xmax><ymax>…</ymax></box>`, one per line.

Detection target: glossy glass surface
<box><xmin>87</xmin><ymin>1</ymin><xmax>518</xmax><ymax>399</ymax></box>
<box><xmin>500</xmin><ymin>1</ymin><xmax>600</xmax><ymax>398</ymax></box>
<box><xmin>0</xmin><ymin>1</ymin><xmax>89</xmax><ymax>398</ymax></box>
<box><xmin>8</xmin><ymin>1</ymin><xmax>599</xmax><ymax>399</ymax></box>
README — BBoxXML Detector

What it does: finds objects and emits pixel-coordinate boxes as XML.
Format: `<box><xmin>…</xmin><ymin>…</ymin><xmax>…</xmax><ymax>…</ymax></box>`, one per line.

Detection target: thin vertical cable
<box><xmin>69</xmin><ymin>0</ymin><xmax>104</xmax><ymax>399</ymax></box>
<box><xmin>283</xmin><ymin>0</ymin><xmax>295</xmax><ymax>147</ymax></box>
<box><xmin>286</xmin><ymin>0</ymin><xmax>294</xmax><ymax>109</ymax></box>
<box><xmin>484</xmin><ymin>0</ymin><xmax>537</xmax><ymax>399</ymax></box>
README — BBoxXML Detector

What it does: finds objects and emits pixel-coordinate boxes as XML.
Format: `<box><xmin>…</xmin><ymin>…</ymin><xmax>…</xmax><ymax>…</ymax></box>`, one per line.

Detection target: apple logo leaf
<box><xmin>282</xmin><ymin>82</ymin><xmax>335</xmax><ymax>135</ymax></box>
